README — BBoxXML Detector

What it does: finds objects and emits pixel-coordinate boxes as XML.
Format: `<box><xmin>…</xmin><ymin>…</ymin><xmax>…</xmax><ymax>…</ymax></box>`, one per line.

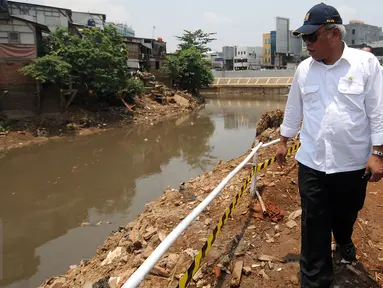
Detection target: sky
<box><xmin>19</xmin><ymin>0</ymin><xmax>383</xmax><ymax>52</ymax></box>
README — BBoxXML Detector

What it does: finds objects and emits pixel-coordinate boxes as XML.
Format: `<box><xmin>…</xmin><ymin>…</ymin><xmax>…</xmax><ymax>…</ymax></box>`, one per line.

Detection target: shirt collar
<box><xmin>310</xmin><ymin>41</ymin><xmax>351</xmax><ymax>66</ymax></box>
<box><xmin>339</xmin><ymin>41</ymin><xmax>352</xmax><ymax>64</ymax></box>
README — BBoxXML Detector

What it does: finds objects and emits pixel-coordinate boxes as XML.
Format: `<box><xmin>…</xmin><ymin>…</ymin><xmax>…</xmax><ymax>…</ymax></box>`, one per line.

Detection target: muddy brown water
<box><xmin>0</xmin><ymin>98</ymin><xmax>286</xmax><ymax>288</ymax></box>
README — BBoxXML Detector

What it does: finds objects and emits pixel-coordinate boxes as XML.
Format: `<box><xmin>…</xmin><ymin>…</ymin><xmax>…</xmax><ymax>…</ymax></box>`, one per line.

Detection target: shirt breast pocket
<box><xmin>300</xmin><ymin>85</ymin><xmax>320</xmax><ymax>110</ymax></box>
<box><xmin>337</xmin><ymin>78</ymin><xmax>365</xmax><ymax>111</ymax></box>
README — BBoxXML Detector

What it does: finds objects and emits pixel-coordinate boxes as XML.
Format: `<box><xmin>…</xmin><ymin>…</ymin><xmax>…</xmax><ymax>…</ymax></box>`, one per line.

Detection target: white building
<box><xmin>106</xmin><ymin>22</ymin><xmax>135</xmax><ymax>37</ymax></box>
<box><xmin>234</xmin><ymin>46</ymin><xmax>263</xmax><ymax>70</ymax></box>
<box><xmin>8</xmin><ymin>1</ymin><xmax>71</xmax><ymax>31</ymax></box>
<box><xmin>205</xmin><ymin>51</ymin><xmax>224</xmax><ymax>70</ymax></box>
<box><xmin>71</xmin><ymin>11</ymin><xmax>106</xmax><ymax>30</ymax></box>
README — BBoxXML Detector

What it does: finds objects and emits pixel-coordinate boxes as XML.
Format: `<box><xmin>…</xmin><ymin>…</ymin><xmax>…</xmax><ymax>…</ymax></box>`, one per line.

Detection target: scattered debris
<box><xmin>346</xmin><ymin>264</ymin><xmax>362</xmax><ymax>276</ymax></box>
<box><xmin>205</xmin><ymin>218</ymin><xmax>213</xmax><ymax>226</ymax></box>
<box><xmin>151</xmin><ymin>265</ymin><xmax>170</xmax><ymax>277</ymax></box>
<box><xmin>288</xmin><ymin>209</ymin><xmax>302</xmax><ymax>220</ymax></box>
<box><xmin>258</xmin><ymin>269</ymin><xmax>270</xmax><ymax>280</ymax></box>
<box><xmin>184</xmin><ymin>248</ymin><xmax>199</xmax><ymax>258</ymax></box>
<box><xmin>290</xmin><ymin>274</ymin><xmax>299</xmax><ymax>285</ymax></box>
<box><xmin>193</xmin><ymin>265</ymin><xmax>205</xmax><ymax>282</ymax></box>
<box><xmin>108</xmin><ymin>276</ymin><xmax>120</xmax><ymax>288</ymax></box>
<box><xmin>242</xmin><ymin>266</ymin><xmax>252</xmax><ymax>276</ymax></box>
<box><xmin>101</xmin><ymin>247</ymin><xmax>125</xmax><ymax>266</ymax></box>
<box><xmin>286</xmin><ymin>220</ymin><xmax>298</xmax><ymax>229</ymax></box>
<box><xmin>268</xmin><ymin>261</ymin><xmax>274</xmax><ymax>270</ymax></box>
<box><xmin>158</xmin><ymin>230</ymin><xmax>167</xmax><ymax>242</ymax></box>
<box><xmin>37</xmin><ymin>116</ymin><xmax>383</xmax><ymax>288</ymax></box>
<box><xmin>143</xmin><ymin>227</ymin><xmax>157</xmax><ymax>241</ymax></box>
<box><xmin>230</xmin><ymin>261</ymin><xmax>244</xmax><ymax>287</ymax></box>
<box><xmin>258</xmin><ymin>254</ymin><xmax>286</xmax><ymax>263</ymax></box>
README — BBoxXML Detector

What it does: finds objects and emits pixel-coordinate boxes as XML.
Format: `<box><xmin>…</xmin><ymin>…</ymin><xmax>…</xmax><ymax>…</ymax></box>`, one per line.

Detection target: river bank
<box><xmin>40</xmin><ymin>111</ymin><xmax>383</xmax><ymax>288</ymax></box>
<box><xmin>0</xmin><ymin>82</ymin><xmax>200</xmax><ymax>151</ymax></box>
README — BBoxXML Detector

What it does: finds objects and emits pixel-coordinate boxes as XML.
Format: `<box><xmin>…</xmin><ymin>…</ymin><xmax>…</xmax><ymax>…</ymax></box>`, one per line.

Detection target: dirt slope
<box><xmin>41</xmin><ymin>112</ymin><xmax>383</xmax><ymax>288</ymax></box>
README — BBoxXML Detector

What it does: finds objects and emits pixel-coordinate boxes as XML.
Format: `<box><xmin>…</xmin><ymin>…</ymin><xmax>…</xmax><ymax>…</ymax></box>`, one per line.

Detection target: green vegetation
<box><xmin>21</xmin><ymin>26</ymin><xmax>214</xmax><ymax>105</ymax></box>
<box><xmin>161</xmin><ymin>29</ymin><xmax>215</xmax><ymax>96</ymax></box>
<box><xmin>175</xmin><ymin>29</ymin><xmax>217</xmax><ymax>54</ymax></box>
<box><xmin>20</xmin><ymin>26</ymin><xmax>143</xmax><ymax>103</ymax></box>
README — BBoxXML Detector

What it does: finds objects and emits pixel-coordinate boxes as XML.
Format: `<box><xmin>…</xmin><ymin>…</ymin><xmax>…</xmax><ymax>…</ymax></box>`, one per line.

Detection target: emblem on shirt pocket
<box><xmin>338</xmin><ymin>77</ymin><xmax>364</xmax><ymax>95</ymax></box>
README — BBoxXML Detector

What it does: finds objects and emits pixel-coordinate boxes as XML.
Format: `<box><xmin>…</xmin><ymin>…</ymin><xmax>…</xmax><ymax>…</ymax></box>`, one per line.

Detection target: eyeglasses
<box><xmin>302</xmin><ymin>33</ymin><xmax>319</xmax><ymax>43</ymax></box>
<box><xmin>302</xmin><ymin>27</ymin><xmax>334</xmax><ymax>43</ymax></box>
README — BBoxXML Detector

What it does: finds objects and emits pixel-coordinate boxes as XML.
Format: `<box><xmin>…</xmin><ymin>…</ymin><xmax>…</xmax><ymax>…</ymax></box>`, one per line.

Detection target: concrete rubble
<box><xmin>40</xmin><ymin>110</ymin><xmax>383</xmax><ymax>288</ymax></box>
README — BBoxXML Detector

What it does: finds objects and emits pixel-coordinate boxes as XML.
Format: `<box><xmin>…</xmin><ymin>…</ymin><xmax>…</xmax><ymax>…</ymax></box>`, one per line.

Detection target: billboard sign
<box><xmin>289</xmin><ymin>31</ymin><xmax>302</xmax><ymax>54</ymax></box>
<box><xmin>276</xmin><ymin>17</ymin><xmax>289</xmax><ymax>54</ymax></box>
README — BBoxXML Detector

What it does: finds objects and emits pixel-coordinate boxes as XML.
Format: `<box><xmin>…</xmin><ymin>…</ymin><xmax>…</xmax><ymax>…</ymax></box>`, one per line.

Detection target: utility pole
<box><xmin>152</xmin><ymin>26</ymin><xmax>156</xmax><ymax>39</ymax></box>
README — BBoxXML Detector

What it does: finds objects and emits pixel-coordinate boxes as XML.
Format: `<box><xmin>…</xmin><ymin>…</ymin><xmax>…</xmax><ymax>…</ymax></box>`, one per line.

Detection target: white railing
<box><xmin>122</xmin><ymin>136</ymin><xmax>293</xmax><ymax>288</ymax></box>
<box><xmin>212</xmin><ymin>77</ymin><xmax>293</xmax><ymax>87</ymax></box>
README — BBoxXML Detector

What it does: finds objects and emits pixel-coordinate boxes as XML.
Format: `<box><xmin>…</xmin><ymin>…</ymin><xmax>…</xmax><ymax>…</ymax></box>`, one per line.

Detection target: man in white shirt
<box><xmin>276</xmin><ymin>3</ymin><xmax>383</xmax><ymax>287</ymax></box>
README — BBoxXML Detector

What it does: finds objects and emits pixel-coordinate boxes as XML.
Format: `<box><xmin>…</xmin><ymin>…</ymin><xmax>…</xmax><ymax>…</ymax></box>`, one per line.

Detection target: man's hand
<box><xmin>276</xmin><ymin>142</ymin><xmax>288</xmax><ymax>168</ymax></box>
<box><xmin>366</xmin><ymin>155</ymin><xmax>383</xmax><ymax>182</ymax></box>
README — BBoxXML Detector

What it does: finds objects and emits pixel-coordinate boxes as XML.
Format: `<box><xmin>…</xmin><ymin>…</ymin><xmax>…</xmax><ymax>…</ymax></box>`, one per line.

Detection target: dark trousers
<box><xmin>298</xmin><ymin>163</ymin><xmax>367</xmax><ymax>288</ymax></box>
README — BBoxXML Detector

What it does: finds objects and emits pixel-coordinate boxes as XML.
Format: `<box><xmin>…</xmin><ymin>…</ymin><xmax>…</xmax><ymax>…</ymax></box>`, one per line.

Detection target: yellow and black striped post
<box><xmin>177</xmin><ymin>142</ymin><xmax>301</xmax><ymax>288</ymax></box>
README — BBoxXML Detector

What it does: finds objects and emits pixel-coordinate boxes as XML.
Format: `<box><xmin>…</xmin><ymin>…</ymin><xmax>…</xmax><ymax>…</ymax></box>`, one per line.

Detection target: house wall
<box><xmin>0</xmin><ymin>18</ymin><xmax>36</xmax><ymax>45</ymax></box>
<box><xmin>0</xmin><ymin>17</ymin><xmax>37</xmax><ymax>86</ymax></box>
<box><xmin>0</xmin><ymin>15</ymin><xmax>39</xmax><ymax>116</ymax></box>
<box><xmin>8</xmin><ymin>1</ymin><xmax>70</xmax><ymax>31</ymax></box>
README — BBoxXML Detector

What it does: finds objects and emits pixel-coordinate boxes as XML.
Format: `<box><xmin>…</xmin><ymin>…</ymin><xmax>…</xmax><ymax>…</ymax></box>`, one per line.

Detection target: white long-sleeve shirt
<box><xmin>280</xmin><ymin>43</ymin><xmax>383</xmax><ymax>174</ymax></box>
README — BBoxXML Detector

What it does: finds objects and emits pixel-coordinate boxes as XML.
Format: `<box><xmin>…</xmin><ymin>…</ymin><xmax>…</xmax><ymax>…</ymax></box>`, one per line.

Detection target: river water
<box><xmin>0</xmin><ymin>98</ymin><xmax>286</xmax><ymax>288</ymax></box>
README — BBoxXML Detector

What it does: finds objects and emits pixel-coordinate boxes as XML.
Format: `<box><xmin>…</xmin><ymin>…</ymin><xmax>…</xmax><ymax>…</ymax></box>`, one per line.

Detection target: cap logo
<box><xmin>305</xmin><ymin>13</ymin><xmax>310</xmax><ymax>21</ymax></box>
<box><xmin>326</xmin><ymin>19</ymin><xmax>335</xmax><ymax>23</ymax></box>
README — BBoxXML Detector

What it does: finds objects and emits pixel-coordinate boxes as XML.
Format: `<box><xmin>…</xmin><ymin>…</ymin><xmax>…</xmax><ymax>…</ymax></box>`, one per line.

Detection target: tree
<box><xmin>20</xmin><ymin>25</ymin><xmax>130</xmax><ymax>102</ymax></box>
<box><xmin>20</xmin><ymin>55</ymin><xmax>72</xmax><ymax>87</ymax></box>
<box><xmin>176</xmin><ymin>29</ymin><xmax>216</xmax><ymax>54</ymax></box>
<box><xmin>161</xmin><ymin>46</ymin><xmax>214</xmax><ymax>95</ymax></box>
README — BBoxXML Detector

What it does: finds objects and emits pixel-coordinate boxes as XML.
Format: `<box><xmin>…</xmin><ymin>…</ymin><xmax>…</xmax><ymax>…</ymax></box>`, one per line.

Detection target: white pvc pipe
<box><xmin>121</xmin><ymin>142</ymin><xmax>264</xmax><ymax>288</ymax></box>
<box><xmin>249</xmin><ymin>151</ymin><xmax>258</xmax><ymax>197</ymax></box>
<box><xmin>261</xmin><ymin>138</ymin><xmax>280</xmax><ymax>148</ymax></box>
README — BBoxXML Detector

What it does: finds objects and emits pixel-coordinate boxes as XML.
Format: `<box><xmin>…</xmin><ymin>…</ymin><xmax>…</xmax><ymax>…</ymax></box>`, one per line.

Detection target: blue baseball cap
<box><xmin>293</xmin><ymin>3</ymin><xmax>343</xmax><ymax>36</ymax></box>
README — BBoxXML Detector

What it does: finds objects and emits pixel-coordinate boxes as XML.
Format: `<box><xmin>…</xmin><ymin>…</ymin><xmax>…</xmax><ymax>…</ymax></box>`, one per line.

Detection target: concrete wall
<box><xmin>0</xmin><ymin>18</ymin><xmax>35</xmax><ymax>44</ymax></box>
<box><xmin>201</xmin><ymin>86</ymin><xmax>289</xmax><ymax>99</ymax></box>
<box><xmin>9</xmin><ymin>1</ymin><xmax>70</xmax><ymax>31</ymax></box>
<box><xmin>212</xmin><ymin>69</ymin><xmax>296</xmax><ymax>78</ymax></box>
